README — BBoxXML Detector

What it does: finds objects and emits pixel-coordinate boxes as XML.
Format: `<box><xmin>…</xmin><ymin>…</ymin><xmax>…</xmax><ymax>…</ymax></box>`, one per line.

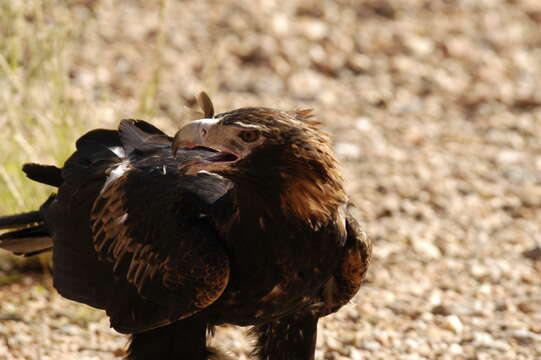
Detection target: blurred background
<box><xmin>1</xmin><ymin>0</ymin><xmax>540</xmax><ymax>359</ymax></box>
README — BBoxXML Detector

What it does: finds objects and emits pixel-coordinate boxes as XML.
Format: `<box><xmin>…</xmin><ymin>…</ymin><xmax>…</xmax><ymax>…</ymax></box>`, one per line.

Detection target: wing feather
<box><xmin>320</xmin><ymin>203</ymin><xmax>371</xmax><ymax>315</ymax></box>
<box><xmin>90</xmin><ymin>170</ymin><xmax>230</xmax><ymax>332</ymax></box>
<box><xmin>50</xmin><ymin>119</ymin><xmax>231</xmax><ymax>333</ymax></box>
<box><xmin>335</xmin><ymin>204</ymin><xmax>371</xmax><ymax>304</ymax></box>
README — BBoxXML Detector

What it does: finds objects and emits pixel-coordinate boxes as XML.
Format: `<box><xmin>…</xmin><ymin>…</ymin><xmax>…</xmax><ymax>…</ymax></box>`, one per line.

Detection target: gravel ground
<box><xmin>1</xmin><ymin>0</ymin><xmax>541</xmax><ymax>359</ymax></box>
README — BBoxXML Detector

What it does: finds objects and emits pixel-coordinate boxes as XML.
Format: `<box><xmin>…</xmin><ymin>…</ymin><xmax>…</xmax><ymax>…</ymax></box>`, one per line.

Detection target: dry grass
<box><xmin>0</xmin><ymin>0</ymin><xmax>171</xmax><ymax>214</ymax></box>
<box><xmin>1</xmin><ymin>0</ymin><xmax>541</xmax><ymax>359</ymax></box>
<box><xmin>1</xmin><ymin>1</ymin><xmax>76</xmax><ymax>211</ymax></box>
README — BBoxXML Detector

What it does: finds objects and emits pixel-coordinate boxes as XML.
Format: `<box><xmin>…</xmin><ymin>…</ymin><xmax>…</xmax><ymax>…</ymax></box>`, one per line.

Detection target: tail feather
<box><xmin>0</xmin><ymin>224</ymin><xmax>52</xmax><ymax>256</ymax></box>
<box><xmin>22</xmin><ymin>163</ymin><xmax>63</xmax><ymax>187</ymax></box>
<box><xmin>0</xmin><ymin>197</ymin><xmax>54</xmax><ymax>256</ymax></box>
<box><xmin>0</xmin><ymin>211</ymin><xmax>42</xmax><ymax>230</ymax></box>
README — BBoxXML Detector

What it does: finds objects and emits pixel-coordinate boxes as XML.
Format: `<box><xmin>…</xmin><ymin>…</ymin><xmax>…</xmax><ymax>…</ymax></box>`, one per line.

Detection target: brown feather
<box><xmin>197</xmin><ymin>91</ymin><xmax>214</xmax><ymax>118</ymax></box>
<box><xmin>90</xmin><ymin>172</ymin><xmax>230</xmax><ymax>328</ymax></box>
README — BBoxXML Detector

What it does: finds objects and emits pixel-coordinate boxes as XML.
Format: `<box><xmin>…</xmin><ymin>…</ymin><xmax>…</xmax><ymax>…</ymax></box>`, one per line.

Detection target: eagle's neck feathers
<box><xmin>228</xmin><ymin>133</ymin><xmax>347</xmax><ymax>229</ymax></box>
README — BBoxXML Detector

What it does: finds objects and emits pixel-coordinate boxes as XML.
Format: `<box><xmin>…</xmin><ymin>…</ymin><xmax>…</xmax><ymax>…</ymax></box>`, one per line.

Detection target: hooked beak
<box><xmin>172</xmin><ymin>121</ymin><xmax>203</xmax><ymax>158</ymax></box>
<box><xmin>171</xmin><ymin>118</ymin><xmax>239</xmax><ymax>174</ymax></box>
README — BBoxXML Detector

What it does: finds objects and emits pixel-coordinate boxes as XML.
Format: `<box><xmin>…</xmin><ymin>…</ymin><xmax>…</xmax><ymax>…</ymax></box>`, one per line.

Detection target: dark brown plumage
<box><xmin>0</xmin><ymin>94</ymin><xmax>371</xmax><ymax>360</ymax></box>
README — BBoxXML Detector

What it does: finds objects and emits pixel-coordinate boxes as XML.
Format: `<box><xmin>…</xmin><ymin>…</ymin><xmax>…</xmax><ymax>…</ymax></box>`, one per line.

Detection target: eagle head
<box><xmin>173</xmin><ymin>93</ymin><xmax>347</xmax><ymax>225</ymax></box>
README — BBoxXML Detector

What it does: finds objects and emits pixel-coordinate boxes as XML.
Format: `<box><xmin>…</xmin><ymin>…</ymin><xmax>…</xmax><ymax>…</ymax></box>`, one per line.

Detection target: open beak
<box><xmin>172</xmin><ymin>119</ymin><xmax>240</xmax><ymax>175</ymax></box>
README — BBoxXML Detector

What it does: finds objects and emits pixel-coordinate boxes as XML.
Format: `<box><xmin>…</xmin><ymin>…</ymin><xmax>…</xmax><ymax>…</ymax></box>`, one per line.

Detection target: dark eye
<box><xmin>239</xmin><ymin>130</ymin><xmax>260</xmax><ymax>143</ymax></box>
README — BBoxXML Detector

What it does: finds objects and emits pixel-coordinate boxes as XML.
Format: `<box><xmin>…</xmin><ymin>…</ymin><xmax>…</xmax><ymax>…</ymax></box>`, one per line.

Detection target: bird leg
<box><xmin>251</xmin><ymin>313</ymin><xmax>319</xmax><ymax>360</ymax></box>
<box><xmin>126</xmin><ymin>317</ymin><xmax>210</xmax><ymax>360</ymax></box>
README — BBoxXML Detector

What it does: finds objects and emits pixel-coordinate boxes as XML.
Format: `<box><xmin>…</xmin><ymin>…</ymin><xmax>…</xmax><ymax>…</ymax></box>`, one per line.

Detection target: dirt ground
<box><xmin>1</xmin><ymin>0</ymin><xmax>540</xmax><ymax>359</ymax></box>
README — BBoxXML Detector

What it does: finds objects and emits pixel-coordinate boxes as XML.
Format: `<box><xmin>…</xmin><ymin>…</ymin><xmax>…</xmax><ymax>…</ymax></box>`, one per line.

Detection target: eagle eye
<box><xmin>239</xmin><ymin>130</ymin><xmax>260</xmax><ymax>143</ymax></box>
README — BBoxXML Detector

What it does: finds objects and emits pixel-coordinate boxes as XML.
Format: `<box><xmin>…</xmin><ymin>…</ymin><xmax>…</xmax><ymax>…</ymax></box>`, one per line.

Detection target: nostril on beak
<box><xmin>201</xmin><ymin>128</ymin><xmax>208</xmax><ymax>137</ymax></box>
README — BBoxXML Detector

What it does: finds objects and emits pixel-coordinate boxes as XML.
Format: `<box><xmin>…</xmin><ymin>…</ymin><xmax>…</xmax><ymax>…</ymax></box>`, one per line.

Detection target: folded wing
<box><xmin>91</xmin><ymin>169</ymin><xmax>230</xmax><ymax>331</ymax></box>
<box><xmin>49</xmin><ymin>119</ymin><xmax>231</xmax><ymax>333</ymax></box>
